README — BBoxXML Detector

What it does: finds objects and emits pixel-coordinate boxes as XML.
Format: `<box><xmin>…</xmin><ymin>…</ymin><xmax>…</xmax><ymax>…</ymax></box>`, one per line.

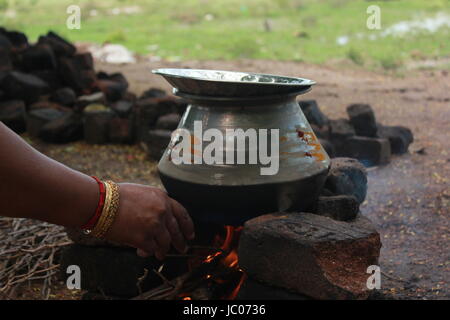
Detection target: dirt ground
<box><xmin>23</xmin><ymin>59</ymin><xmax>450</xmax><ymax>300</ymax></box>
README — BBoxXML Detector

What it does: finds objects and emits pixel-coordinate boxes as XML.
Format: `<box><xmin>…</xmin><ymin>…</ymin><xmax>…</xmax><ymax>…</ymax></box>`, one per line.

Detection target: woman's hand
<box><xmin>105</xmin><ymin>183</ymin><xmax>195</xmax><ymax>260</ymax></box>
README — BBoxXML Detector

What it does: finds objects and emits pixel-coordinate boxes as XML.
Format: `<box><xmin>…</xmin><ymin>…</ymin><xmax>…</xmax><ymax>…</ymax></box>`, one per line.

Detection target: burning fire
<box><xmin>210</xmin><ymin>226</ymin><xmax>246</xmax><ymax>300</ymax></box>
<box><xmin>182</xmin><ymin>225</ymin><xmax>247</xmax><ymax>300</ymax></box>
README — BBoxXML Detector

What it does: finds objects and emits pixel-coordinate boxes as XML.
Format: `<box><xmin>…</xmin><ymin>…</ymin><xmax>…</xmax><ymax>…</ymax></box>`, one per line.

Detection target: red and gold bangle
<box><xmin>91</xmin><ymin>180</ymin><xmax>120</xmax><ymax>239</ymax></box>
<box><xmin>81</xmin><ymin>176</ymin><xmax>106</xmax><ymax>232</ymax></box>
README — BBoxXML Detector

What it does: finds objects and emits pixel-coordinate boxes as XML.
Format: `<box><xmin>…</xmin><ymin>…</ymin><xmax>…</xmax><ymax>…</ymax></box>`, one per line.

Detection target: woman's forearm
<box><xmin>0</xmin><ymin>122</ymin><xmax>97</xmax><ymax>227</ymax></box>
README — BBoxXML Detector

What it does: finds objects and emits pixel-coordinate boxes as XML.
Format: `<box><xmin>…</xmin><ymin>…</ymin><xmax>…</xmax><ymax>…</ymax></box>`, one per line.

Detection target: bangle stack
<box><xmin>83</xmin><ymin>178</ymin><xmax>120</xmax><ymax>239</ymax></box>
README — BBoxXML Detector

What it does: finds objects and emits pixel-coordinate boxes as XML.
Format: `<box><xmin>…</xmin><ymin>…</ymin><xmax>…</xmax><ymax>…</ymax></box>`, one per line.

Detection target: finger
<box><xmin>154</xmin><ymin>227</ymin><xmax>171</xmax><ymax>260</ymax></box>
<box><xmin>136</xmin><ymin>238</ymin><xmax>157</xmax><ymax>258</ymax></box>
<box><xmin>165</xmin><ymin>214</ymin><xmax>187</xmax><ymax>254</ymax></box>
<box><xmin>170</xmin><ymin>198</ymin><xmax>195</xmax><ymax>240</ymax></box>
<box><xmin>137</xmin><ymin>248</ymin><xmax>150</xmax><ymax>258</ymax></box>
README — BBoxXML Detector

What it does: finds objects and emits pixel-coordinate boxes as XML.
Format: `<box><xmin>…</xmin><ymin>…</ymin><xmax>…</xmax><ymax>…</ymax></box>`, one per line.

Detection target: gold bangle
<box><xmin>90</xmin><ymin>180</ymin><xmax>111</xmax><ymax>238</ymax></box>
<box><xmin>91</xmin><ymin>180</ymin><xmax>120</xmax><ymax>239</ymax></box>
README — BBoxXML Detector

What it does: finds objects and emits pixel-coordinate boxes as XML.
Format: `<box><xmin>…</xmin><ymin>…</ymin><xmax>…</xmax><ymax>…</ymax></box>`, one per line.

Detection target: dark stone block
<box><xmin>26</xmin><ymin>108</ymin><xmax>65</xmax><ymax>137</ymax></box>
<box><xmin>109</xmin><ymin>116</ymin><xmax>134</xmax><ymax>144</ymax></box>
<box><xmin>96</xmin><ymin>72</ymin><xmax>128</xmax><ymax>102</ymax></box>
<box><xmin>59</xmin><ymin>244</ymin><xmax>187</xmax><ymax>297</ymax></box>
<box><xmin>39</xmin><ymin>111</ymin><xmax>83</xmax><ymax>143</ymax></box>
<box><xmin>329</xmin><ymin>118</ymin><xmax>355</xmax><ymax>138</ymax></box>
<box><xmin>155</xmin><ymin>113</ymin><xmax>181</xmax><ymax>130</ymax></box>
<box><xmin>377</xmin><ymin>125</ymin><xmax>413</xmax><ymax>154</ymax></box>
<box><xmin>83</xmin><ymin>109</ymin><xmax>113</xmax><ymax>144</ymax></box>
<box><xmin>346</xmin><ymin>104</ymin><xmax>377</xmax><ymax>137</ymax></box>
<box><xmin>111</xmin><ymin>100</ymin><xmax>133</xmax><ymax>118</ymax></box>
<box><xmin>319</xmin><ymin>138</ymin><xmax>335</xmax><ymax>158</ymax></box>
<box><xmin>58</xmin><ymin>54</ymin><xmax>97</xmax><ymax>94</ymax></box>
<box><xmin>21</xmin><ymin>44</ymin><xmax>57</xmax><ymax>71</ymax></box>
<box><xmin>238</xmin><ymin>212</ymin><xmax>381</xmax><ymax>300</ymax></box>
<box><xmin>141</xmin><ymin>129</ymin><xmax>172</xmax><ymax>160</ymax></box>
<box><xmin>140</xmin><ymin>88</ymin><xmax>166</xmax><ymax>99</ymax></box>
<box><xmin>31</xmin><ymin>69</ymin><xmax>62</xmax><ymax>91</ymax></box>
<box><xmin>299</xmin><ymin>100</ymin><xmax>328</xmax><ymax>127</ymax></box>
<box><xmin>134</xmin><ymin>96</ymin><xmax>179</xmax><ymax>141</ymax></box>
<box><xmin>0</xmin><ymin>100</ymin><xmax>26</xmax><ymax>133</ymax></box>
<box><xmin>0</xmin><ymin>34</ymin><xmax>13</xmax><ymax>51</ymax></box>
<box><xmin>1</xmin><ymin>71</ymin><xmax>49</xmax><ymax>104</ymax></box>
<box><xmin>0</xmin><ymin>29</ymin><xmax>28</xmax><ymax>51</ymax></box>
<box><xmin>173</xmin><ymin>98</ymin><xmax>188</xmax><ymax>115</ymax></box>
<box><xmin>328</xmin><ymin>118</ymin><xmax>355</xmax><ymax>154</ymax></box>
<box><xmin>122</xmin><ymin>91</ymin><xmax>137</xmax><ymax>102</ymax></box>
<box><xmin>28</xmin><ymin>100</ymin><xmax>72</xmax><ymax>113</ymax></box>
<box><xmin>342</xmin><ymin>136</ymin><xmax>391</xmax><ymax>166</ymax></box>
<box><xmin>49</xmin><ymin>87</ymin><xmax>77</xmax><ymax>107</ymax></box>
<box><xmin>311</xmin><ymin>124</ymin><xmax>329</xmax><ymax>139</ymax></box>
<box><xmin>236</xmin><ymin>277</ymin><xmax>312</xmax><ymax>300</ymax></box>
<box><xmin>76</xmin><ymin>92</ymin><xmax>106</xmax><ymax>110</ymax></box>
<box><xmin>315</xmin><ymin>195</ymin><xmax>359</xmax><ymax>221</ymax></box>
<box><xmin>38</xmin><ymin>31</ymin><xmax>76</xmax><ymax>57</ymax></box>
<box><xmin>73</xmin><ymin>52</ymin><xmax>94</xmax><ymax>70</ymax></box>
<box><xmin>97</xmin><ymin>80</ymin><xmax>127</xmax><ymax>102</ymax></box>
<box><xmin>0</xmin><ymin>47</ymin><xmax>12</xmax><ymax>72</ymax></box>
<box><xmin>325</xmin><ymin>157</ymin><xmax>367</xmax><ymax>204</ymax></box>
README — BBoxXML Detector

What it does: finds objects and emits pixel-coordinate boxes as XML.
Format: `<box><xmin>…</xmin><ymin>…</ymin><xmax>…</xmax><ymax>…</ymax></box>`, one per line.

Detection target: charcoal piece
<box><xmin>236</xmin><ymin>277</ymin><xmax>312</xmax><ymax>300</ymax></box>
<box><xmin>26</xmin><ymin>108</ymin><xmax>65</xmax><ymax>137</ymax></box>
<box><xmin>38</xmin><ymin>31</ymin><xmax>77</xmax><ymax>57</ymax></box>
<box><xmin>342</xmin><ymin>136</ymin><xmax>391</xmax><ymax>167</ymax></box>
<box><xmin>315</xmin><ymin>195</ymin><xmax>359</xmax><ymax>221</ymax></box>
<box><xmin>21</xmin><ymin>44</ymin><xmax>57</xmax><ymax>71</ymax></box>
<box><xmin>299</xmin><ymin>100</ymin><xmax>328</xmax><ymax>127</ymax></box>
<box><xmin>83</xmin><ymin>108</ymin><xmax>113</xmax><ymax>144</ymax></box>
<box><xmin>377</xmin><ymin>125</ymin><xmax>413</xmax><ymax>154</ymax></box>
<box><xmin>328</xmin><ymin>118</ymin><xmax>355</xmax><ymax>155</ymax></box>
<box><xmin>111</xmin><ymin>100</ymin><xmax>133</xmax><ymax>118</ymax></box>
<box><xmin>324</xmin><ymin>157</ymin><xmax>367</xmax><ymax>204</ymax></box>
<box><xmin>59</xmin><ymin>244</ymin><xmax>187</xmax><ymax>297</ymax></box>
<box><xmin>1</xmin><ymin>71</ymin><xmax>49</xmax><ymax>104</ymax></box>
<box><xmin>155</xmin><ymin>113</ymin><xmax>181</xmax><ymax>130</ymax></box>
<box><xmin>0</xmin><ymin>100</ymin><xmax>26</xmax><ymax>133</ymax></box>
<box><xmin>58</xmin><ymin>53</ymin><xmax>97</xmax><ymax>94</ymax></box>
<box><xmin>49</xmin><ymin>87</ymin><xmax>77</xmax><ymax>106</ymax></box>
<box><xmin>319</xmin><ymin>138</ymin><xmax>335</xmax><ymax>158</ymax></box>
<box><xmin>0</xmin><ymin>29</ymin><xmax>28</xmax><ymax>51</ymax></box>
<box><xmin>39</xmin><ymin>111</ymin><xmax>83</xmax><ymax>143</ymax></box>
<box><xmin>109</xmin><ymin>116</ymin><xmax>134</xmax><ymax>144</ymax></box>
<box><xmin>0</xmin><ymin>47</ymin><xmax>12</xmax><ymax>72</ymax></box>
<box><xmin>140</xmin><ymin>88</ymin><xmax>166</xmax><ymax>99</ymax></box>
<box><xmin>141</xmin><ymin>129</ymin><xmax>172</xmax><ymax>160</ymax></box>
<box><xmin>346</xmin><ymin>104</ymin><xmax>377</xmax><ymax>137</ymax></box>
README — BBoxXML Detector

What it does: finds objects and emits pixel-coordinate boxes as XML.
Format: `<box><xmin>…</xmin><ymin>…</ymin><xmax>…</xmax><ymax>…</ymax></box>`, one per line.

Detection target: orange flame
<box><xmin>215</xmin><ymin>226</ymin><xmax>246</xmax><ymax>299</ymax></box>
<box><xmin>182</xmin><ymin>225</ymin><xmax>246</xmax><ymax>300</ymax></box>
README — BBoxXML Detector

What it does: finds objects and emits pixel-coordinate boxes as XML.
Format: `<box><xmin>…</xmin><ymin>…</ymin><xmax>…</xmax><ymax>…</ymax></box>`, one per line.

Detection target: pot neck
<box><xmin>174</xmin><ymin>88</ymin><xmax>310</xmax><ymax>107</ymax></box>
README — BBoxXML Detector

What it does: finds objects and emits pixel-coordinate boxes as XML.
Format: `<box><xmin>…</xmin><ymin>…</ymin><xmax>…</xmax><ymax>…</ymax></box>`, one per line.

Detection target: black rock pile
<box><xmin>0</xmin><ymin>28</ymin><xmax>187</xmax><ymax>147</ymax></box>
<box><xmin>299</xmin><ymin>100</ymin><xmax>414</xmax><ymax>166</ymax></box>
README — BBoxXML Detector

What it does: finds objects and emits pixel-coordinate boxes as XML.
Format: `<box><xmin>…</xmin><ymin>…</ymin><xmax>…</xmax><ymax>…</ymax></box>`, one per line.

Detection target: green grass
<box><xmin>1</xmin><ymin>0</ymin><xmax>449</xmax><ymax>70</ymax></box>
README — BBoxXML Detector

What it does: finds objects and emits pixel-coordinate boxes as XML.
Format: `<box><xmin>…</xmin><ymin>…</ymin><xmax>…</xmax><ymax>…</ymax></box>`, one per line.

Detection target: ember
<box><xmin>182</xmin><ymin>226</ymin><xmax>247</xmax><ymax>300</ymax></box>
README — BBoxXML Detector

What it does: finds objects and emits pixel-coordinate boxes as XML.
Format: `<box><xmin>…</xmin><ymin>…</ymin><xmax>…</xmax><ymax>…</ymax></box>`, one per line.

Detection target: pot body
<box><xmin>158</xmin><ymin>93</ymin><xmax>330</xmax><ymax>225</ymax></box>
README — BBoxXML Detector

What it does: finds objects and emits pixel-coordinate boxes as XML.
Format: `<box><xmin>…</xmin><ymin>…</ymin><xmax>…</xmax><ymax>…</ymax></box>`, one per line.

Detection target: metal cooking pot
<box><xmin>153</xmin><ymin>69</ymin><xmax>330</xmax><ymax>225</ymax></box>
